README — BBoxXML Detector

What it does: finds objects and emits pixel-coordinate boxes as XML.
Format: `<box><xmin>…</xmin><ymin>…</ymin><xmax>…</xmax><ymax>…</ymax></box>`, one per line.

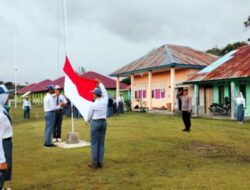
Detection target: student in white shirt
<box><xmin>53</xmin><ymin>85</ymin><xmax>67</xmax><ymax>142</ymax></box>
<box><xmin>23</xmin><ymin>97</ymin><xmax>31</xmax><ymax>119</ymax></box>
<box><xmin>0</xmin><ymin>85</ymin><xmax>13</xmax><ymax>189</ymax></box>
<box><xmin>236</xmin><ymin>92</ymin><xmax>246</xmax><ymax>124</ymax></box>
<box><xmin>87</xmin><ymin>79</ymin><xmax>108</xmax><ymax>169</ymax></box>
<box><xmin>43</xmin><ymin>85</ymin><xmax>63</xmax><ymax>148</ymax></box>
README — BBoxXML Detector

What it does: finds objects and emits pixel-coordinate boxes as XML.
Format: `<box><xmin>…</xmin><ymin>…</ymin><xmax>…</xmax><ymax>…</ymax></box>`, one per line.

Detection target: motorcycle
<box><xmin>209</xmin><ymin>102</ymin><xmax>231</xmax><ymax>116</ymax></box>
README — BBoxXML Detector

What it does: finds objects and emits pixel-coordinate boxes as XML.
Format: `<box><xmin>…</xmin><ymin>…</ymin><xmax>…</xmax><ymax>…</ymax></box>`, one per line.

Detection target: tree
<box><xmin>75</xmin><ymin>66</ymin><xmax>86</xmax><ymax>76</ymax></box>
<box><xmin>206</xmin><ymin>46</ymin><xmax>221</xmax><ymax>56</ymax></box>
<box><xmin>244</xmin><ymin>16</ymin><xmax>250</xmax><ymax>28</ymax></box>
<box><xmin>207</xmin><ymin>41</ymin><xmax>247</xmax><ymax>56</ymax></box>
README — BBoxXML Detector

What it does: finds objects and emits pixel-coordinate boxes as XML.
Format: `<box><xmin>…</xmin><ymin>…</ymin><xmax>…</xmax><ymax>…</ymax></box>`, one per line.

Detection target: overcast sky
<box><xmin>0</xmin><ymin>0</ymin><xmax>249</xmax><ymax>84</ymax></box>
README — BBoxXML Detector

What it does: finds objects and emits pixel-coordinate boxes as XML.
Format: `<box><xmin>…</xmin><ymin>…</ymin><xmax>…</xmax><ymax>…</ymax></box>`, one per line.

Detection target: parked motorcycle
<box><xmin>209</xmin><ymin>102</ymin><xmax>231</xmax><ymax>116</ymax></box>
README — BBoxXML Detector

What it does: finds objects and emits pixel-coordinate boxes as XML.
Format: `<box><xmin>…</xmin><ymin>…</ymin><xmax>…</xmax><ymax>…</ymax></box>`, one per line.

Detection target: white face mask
<box><xmin>0</xmin><ymin>94</ymin><xmax>9</xmax><ymax>105</ymax></box>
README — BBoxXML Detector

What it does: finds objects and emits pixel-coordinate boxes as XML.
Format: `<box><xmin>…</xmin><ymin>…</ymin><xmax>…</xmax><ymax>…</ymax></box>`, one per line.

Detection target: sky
<box><xmin>0</xmin><ymin>0</ymin><xmax>249</xmax><ymax>84</ymax></box>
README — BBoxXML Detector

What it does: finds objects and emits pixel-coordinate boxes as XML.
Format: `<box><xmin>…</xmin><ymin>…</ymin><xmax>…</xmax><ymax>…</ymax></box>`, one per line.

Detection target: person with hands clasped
<box><xmin>179</xmin><ymin>88</ymin><xmax>192</xmax><ymax>132</ymax></box>
<box><xmin>86</xmin><ymin>79</ymin><xmax>108</xmax><ymax>169</ymax></box>
<box><xmin>0</xmin><ymin>85</ymin><xmax>13</xmax><ymax>189</ymax></box>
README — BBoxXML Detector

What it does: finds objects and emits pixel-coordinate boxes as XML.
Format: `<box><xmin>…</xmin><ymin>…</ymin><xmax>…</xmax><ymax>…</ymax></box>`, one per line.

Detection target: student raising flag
<box><xmin>63</xmin><ymin>56</ymin><xmax>98</xmax><ymax>121</ymax></box>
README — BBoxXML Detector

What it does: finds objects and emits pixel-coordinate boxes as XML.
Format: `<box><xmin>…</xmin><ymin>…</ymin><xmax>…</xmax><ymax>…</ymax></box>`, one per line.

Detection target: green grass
<box><xmin>6</xmin><ymin>105</ymin><xmax>250</xmax><ymax>189</ymax></box>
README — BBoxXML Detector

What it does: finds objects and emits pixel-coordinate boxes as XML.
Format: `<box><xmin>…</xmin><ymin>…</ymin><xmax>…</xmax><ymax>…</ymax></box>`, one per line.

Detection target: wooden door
<box><xmin>204</xmin><ymin>87</ymin><xmax>213</xmax><ymax>114</ymax></box>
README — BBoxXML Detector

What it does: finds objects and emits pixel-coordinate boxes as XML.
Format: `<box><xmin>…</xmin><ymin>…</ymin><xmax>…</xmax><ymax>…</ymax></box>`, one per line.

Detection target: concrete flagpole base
<box><xmin>66</xmin><ymin>132</ymin><xmax>80</xmax><ymax>144</ymax></box>
<box><xmin>54</xmin><ymin>132</ymin><xmax>90</xmax><ymax>149</ymax></box>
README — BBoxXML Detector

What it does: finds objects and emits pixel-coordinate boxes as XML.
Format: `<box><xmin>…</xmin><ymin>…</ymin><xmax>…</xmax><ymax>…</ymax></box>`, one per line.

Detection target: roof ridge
<box><xmin>165</xmin><ymin>44</ymin><xmax>175</xmax><ymax>63</ymax></box>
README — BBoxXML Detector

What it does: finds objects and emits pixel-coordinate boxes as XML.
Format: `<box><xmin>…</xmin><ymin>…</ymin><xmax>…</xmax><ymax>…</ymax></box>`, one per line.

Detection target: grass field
<box><xmin>6</xmin><ymin>105</ymin><xmax>250</xmax><ymax>190</ymax></box>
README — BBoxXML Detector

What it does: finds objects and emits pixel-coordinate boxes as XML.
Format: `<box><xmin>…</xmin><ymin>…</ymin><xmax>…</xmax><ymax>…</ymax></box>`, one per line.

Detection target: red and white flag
<box><xmin>63</xmin><ymin>56</ymin><xmax>98</xmax><ymax>121</ymax></box>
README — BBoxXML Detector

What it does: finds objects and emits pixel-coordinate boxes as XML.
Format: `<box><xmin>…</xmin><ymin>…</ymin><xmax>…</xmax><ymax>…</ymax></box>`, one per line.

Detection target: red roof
<box><xmin>18</xmin><ymin>71</ymin><xmax>128</xmax><ymax>94</ymax></box>
<box><xmin>82</xmin><ymin>71</ymin><xmax>128</xmax><ymax>89</ymax></box>
<box><xmin>185</xmin><ymin>45</ymin><xmax>250</xmax><ymax>83</ymax></box>
<box><xmin>31</xmin><ymin>79</ymin><xmax>52</xmax><ymax>92</ymax></box>
<box><xmin>110</xmin><ymin>44</ymin><xmax>218</xmax><ymax>77</ymax></box>
<box><xmin>52</xmin><ymin>76</ymin><xmax>65</xmax><ymax>88</ymax></box>
<box><xmin>204</xmin><ymin>45</ymin><xmax>250</xmax><ymax>80</ymax></box>
<box><xmin>17</xmin><ymin>83</ymin><xmax>37</xmax><ymax>94</ymax></box>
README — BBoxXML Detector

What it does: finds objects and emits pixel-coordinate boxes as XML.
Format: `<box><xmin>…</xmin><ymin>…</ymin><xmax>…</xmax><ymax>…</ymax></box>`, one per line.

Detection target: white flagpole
<box><xmin>14</xmin><ymin>30</ymin><xmax>18</xmax><ymax>109</ymax></box>
<box><xmin>62</xmin><ymin>0</ymin><xmax>75</xmax><ymax>132</ymax></box>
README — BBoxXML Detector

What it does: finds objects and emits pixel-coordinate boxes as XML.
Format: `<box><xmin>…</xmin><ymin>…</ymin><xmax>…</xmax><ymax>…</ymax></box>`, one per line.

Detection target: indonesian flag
<box><xmin>63</xmin><ymin>56</ymin><xmax>98</xmax><ymax>121</ymax></box>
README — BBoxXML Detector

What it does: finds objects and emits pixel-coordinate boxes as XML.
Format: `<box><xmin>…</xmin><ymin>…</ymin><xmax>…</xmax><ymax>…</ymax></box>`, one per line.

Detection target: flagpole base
<box><xmin>66</xmin><ymin>132</ymin><xmax>80</xmax><ymax>144</ymax></box>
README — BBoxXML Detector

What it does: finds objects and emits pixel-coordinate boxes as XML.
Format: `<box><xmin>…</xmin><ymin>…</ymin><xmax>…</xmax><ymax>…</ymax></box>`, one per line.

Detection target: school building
<box><xmin>110</xmin><ymin>44</ymin><xmax>218</xmax><ymax>112</ymax></box>
<box><xmin>184</xmin><ymin>45</ymin><xmax>250</xmax><ymax>118</ymax></box>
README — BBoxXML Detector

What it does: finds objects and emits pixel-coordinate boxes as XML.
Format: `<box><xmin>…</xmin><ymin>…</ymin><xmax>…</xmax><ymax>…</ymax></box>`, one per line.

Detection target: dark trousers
<box><xmin>107</xmin><ymin>106</ymin><xmax>113</xmax><ymax>117</ymax></box>
<box><xmin>182</xmin><ymin>111</ymin><xmax>191</xmax><ymax>130</ymax></box>
<box><xmin>0</xmin><ymin>138</ymin><xmax>12</xmax><ymax>189</ymax></box>
<box><xmin>118</xmin><ymin>102</ymin><xmax>124</xmax><ymax>114</ymax></box>
<box><xmin>23</xmin><ymin>108</ymin><xmax>30</xmax><ymax>119</ymax></box>
<box><xmin>91</xmin><ymin>119</ymin><xmax>107</xmax><ymax>165</ymax></box>
<box><xmin>237</xmin><ymin>105</ymin><xmax>245</xmax><ymax>122</ymax></box>
<box><xmin>53</xmin><ymin>110</ymin><xmax>63</xmax><ymax>138</ymax></box>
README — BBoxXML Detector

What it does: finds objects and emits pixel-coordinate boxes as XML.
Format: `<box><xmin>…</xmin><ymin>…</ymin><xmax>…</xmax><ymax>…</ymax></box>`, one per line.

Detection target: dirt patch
<box><xmin>183</xmin><ymin>142</ymin><xmax>250</xmax><ymax>163</ymax></box>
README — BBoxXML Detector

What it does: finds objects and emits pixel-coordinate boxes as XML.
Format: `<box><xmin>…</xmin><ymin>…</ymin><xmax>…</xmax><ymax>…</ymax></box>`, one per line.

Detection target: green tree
<box><xmin>244</xmin><ymin>16</ymin><xmax>250</xmax><ymax>28</ymax></box>
<box><xmin>207</xmin><ymin>41</ymin><xmax>247</xmax><ymax>56</ymax></box>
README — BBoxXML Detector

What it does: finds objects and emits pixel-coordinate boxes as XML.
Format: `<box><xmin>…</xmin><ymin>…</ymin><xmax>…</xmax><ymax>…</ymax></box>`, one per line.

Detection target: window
<box><xmin>152</xmin><ymin>89</ymin><xmax>166</xmax><ymax>99</ymax></box>
<box><xmin>135</xmin><ymin>90</ymin><xmax>147</xmax><ymax>99</ymax></box>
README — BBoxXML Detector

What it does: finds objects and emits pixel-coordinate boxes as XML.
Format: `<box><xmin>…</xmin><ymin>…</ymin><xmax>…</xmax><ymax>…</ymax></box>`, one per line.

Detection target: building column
<box><xmin>147</xmin><ymin>71</ymin><xmax>152</xmax><ymax>110</ymax></box>
<box><xmin>130</xmin><ymin>74</ymin><xmax>134</xmax><ymax>110</ymax></box>
<box><xmin>194</xmin><ymin>84</ymin><xmax>199</xmax><ymax>116</ymax></box>
<box><xmin>230</xmin><ymin>81</ymin><xmax>235</xmax><ymax>119</ymax></box>
<box><xmin>116</xmin><ymin>77</ymin><xmax>120</xmax><ymax>107</ymax></box>
<box><xmin>170</xmin><ymin>67</ymin><xmax>175</xmax><ymax>112</ymax></box>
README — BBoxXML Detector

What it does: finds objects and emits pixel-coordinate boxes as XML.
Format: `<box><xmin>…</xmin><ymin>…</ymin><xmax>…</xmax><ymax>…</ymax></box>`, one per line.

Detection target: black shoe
<box><xmin>88</xmin><ymin>162</ymin><xmax>98</xmax><ymax>169</ymax></box>
<box><xmin>43</xmin><ymin>144</ymin><xmax>56</xmax><ymax>148</ymax></box>
<box><xmin>97</xmin><ymin>163</ymin><xmax>103</xmax><ymax>168</ymax></box>
<box><xmin>182</xmin><ymin>129</ymin><xmax>187</xmax><ymax>132</ymax></box>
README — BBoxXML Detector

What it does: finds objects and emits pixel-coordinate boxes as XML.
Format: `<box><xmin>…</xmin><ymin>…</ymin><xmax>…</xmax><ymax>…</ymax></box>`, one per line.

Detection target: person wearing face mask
<box><xmin>236</xmin><ymin>92</ymin><xmax>246</xmax><ymax>125</ymax></box>
<box><xmin>0</xmin><ymin>85</ymin><xmax>13</xmax><ymax>189</ymax></box>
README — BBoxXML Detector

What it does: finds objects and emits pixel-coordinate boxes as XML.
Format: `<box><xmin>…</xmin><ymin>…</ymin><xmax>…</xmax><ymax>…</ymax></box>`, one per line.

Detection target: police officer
<box><xmin>53</xmin><ymin>85</ymin><xmax>67</xmax><ymax>142</ymax></box>
<box><xmin>86</xmin><ymin>79</ymin><xmax>108</xmax><ymax>169</ymax></box>
<box><xmin>0</xmin><ymin>85</ymin><xmax>13</xmax><ymax>189</ymax></box>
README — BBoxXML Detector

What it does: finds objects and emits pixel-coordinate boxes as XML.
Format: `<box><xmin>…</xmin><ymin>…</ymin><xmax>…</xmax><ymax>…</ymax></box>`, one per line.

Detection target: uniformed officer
<box><xmin>53</xmin><ymin>85</ymin><xmax>67</xmax><ymax>142</ymax></box>
<box><xmin>180</xmin><ymin>88</ymin><xmax>192</xmax><ymax>132</ymax></box>
<box><xmin>0</xmin><ymin>85</ymin><xmax>13</xmax><ymax>189</ymax></box>
<box><xmin>43</xmin><ymin>85</ymin><xmax>63</xmax><ymax>148</ymax></box>
<box><xmin>86</xmin><ymin>80</ymin><xmax>108</xmax><ymax>169</ymax></box>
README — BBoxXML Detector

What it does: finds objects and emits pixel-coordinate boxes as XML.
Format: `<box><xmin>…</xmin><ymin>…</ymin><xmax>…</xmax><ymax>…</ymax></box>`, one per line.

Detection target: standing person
<box><xmin>113</xmin><ymin>95</ymin><xmax>117</xmax><ymax>114</ymax></box>
<box><xmin>236</xmin><ymin>92</ymin><xmax>246</xmax><ymax>124</ymax></box>
<box><xmin>117</xmin><ymin>93</ymin><xmax>124</xmax><ymax>114</ymax></box>
<box><xmin>86</xmin><ymin>79</ymin><xmax>108</xmax><ymax>169</ymax></box>
<box><xmin>107</xmin><ymin>95</ymin><xmax>114</xmax><ymax>117</ymax></box>
<box><xmin>23</xmin><ymin>97</ymin><xmax>31</xmax><ymax>119</ymax></box>
<box><xmin>53</xmin><ymin>85</ymin><xmax>67</xmax><ymax>142</ymax></box>
<box><xmin>180</xmin><ymin>88</ymin><xmax>192</xmax><ymax>132</ymax></box>
<box><xmin>43</xmin><ymin>85</ymin><xmax>62</xmax><ymax>148</ymax></box>
<box><xmin>0</xmin><ymin>85</ymin><xmax>13</xmax><ymax>189</ymax></box>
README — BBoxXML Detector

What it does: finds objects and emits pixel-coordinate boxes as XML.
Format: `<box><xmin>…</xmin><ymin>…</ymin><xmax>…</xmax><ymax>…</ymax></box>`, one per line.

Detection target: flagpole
<box><xmin>14</xmin><ymin>30</ymin><xmax>18</xmax><ymax>109</ymax></box>
<box><xmin>62</xmin><ymin>0</ymin><xmax>74</xmax><ymax>132</ymax></box>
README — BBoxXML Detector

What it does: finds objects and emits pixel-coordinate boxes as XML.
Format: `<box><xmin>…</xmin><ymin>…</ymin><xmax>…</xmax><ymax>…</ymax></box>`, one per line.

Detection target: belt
<box><xmin>46</xmin><ymin>111</ymin><xmax>55</xmax><ymax>113</ymax></box>
<box><xmin>3</xmin><ymin>137</ymin><xmax>12</xmax><ymax>141</ymax></box>
<box><xmin>93</xmin><ymin>118</ymin><xmax>106</xmax><ymax>121</ymax></box>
